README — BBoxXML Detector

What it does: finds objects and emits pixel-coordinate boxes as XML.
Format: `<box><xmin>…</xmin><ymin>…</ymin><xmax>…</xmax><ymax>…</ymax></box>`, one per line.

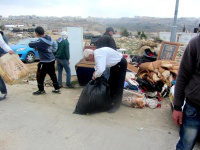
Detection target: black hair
<box><xmin>35</xmin><ymin>26</ymin><xmax>45</xmax><ymax>35</ymax></box>
<box><xmin>0</xmin><ymin>31</ymin><xmax>3</xmax><ymax>36</ymax></box>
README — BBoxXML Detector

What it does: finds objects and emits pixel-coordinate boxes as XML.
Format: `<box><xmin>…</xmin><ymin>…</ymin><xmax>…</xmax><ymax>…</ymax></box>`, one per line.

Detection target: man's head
<box><xmin>35</xmin><ymin>26</ymin><xmax>45</xmax><ymax>37</ymax></box>
<box><xmin>106</xmin><ymin>27</ymin><xmax>115</xmax><ymax>36</ymax></box>
<box><xmin>83</xmin><ymin>49</ymin><xmax>94</xmax><ymax>61</ymax></box>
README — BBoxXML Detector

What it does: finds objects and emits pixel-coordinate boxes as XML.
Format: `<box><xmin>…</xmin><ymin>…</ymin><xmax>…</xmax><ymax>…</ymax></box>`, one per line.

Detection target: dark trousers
<box><xmin>176</xmin><ymin>103</ymin><xmax>200</xmax><ymax>150</ymax></box>
<box><xmin>108</xmin><ymin>58</ymin><xmax>127</xmax><ymax>107</ymax></box>
<box><xmin>0</xmin><ymin>76</ymin><xmax>7</xmax><ymax>94</ymax></box>
<box><xmin>37</xmin><ymin>61</ymin><xmax>59</xmax><ymax>91</ymax></box>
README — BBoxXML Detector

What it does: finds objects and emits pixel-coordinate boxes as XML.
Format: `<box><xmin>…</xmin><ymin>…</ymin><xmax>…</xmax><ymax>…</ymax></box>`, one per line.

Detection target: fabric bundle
<box><xmin>138</xmin><ymin>60</ymin><xmax>179</xmax><ymax>88</ymax></box>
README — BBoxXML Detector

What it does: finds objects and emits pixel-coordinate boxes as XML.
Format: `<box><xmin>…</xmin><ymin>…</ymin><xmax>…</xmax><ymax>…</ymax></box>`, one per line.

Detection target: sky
<box><xmin>0</xmin><ymin>0</ymin><xmax>200</xmax><ymax>18</ymax></box>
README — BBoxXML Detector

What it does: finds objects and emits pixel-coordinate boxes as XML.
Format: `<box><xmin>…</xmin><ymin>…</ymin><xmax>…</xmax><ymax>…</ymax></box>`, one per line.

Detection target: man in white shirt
<box><xmin>0</xmin><ymin>34</ymin><xmax>14</xmax><ymax>100</ymax></box>
<box><xmin>84</xmin><ymin>47</ymin><xmax>127</xmax><ymax>113</ymax></box>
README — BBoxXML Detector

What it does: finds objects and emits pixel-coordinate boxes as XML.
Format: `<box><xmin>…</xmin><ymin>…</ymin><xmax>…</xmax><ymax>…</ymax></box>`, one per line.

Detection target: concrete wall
<box><xmin>159</xmin><ymin>32</ymin><xmax>198</xmax><ymax>44</ymax></box>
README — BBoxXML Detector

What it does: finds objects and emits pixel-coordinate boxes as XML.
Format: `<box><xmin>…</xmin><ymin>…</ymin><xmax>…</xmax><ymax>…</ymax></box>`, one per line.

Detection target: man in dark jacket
<box><xmin>97</xmin><ymin>27</ymin><xmax>117</xmax><ymax>50</ymax></box>
<box><xmin>56</xmin><ymin>31</ymin><xmax>72</xmax><ymax>88</ymax></box>
<box><xmin>96</xmin><ymin>27</ymin><xmax>117</xmax><ymax>80</ymax></box>
<box><xmin>173</xmin><ymin>35</ymin><xmax>200</xmax><ymax>150</ymax></box>
<box><xmin>29</xmin><ymin>26</ymin><xmax>60</xmax><ymax>95</ymax></box>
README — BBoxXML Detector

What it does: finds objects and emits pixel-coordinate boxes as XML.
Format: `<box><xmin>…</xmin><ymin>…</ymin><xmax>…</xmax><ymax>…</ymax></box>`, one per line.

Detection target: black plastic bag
<box><xmin>74</xmin><ymin>77</ymin><xmax>111</xmax><ymax>115</ymax></box>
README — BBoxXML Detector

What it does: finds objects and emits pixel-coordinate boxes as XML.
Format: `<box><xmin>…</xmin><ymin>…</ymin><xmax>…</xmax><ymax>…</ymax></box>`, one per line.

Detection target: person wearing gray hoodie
<box><xmin>29</xmin><ymin>26</ymin><xmax>60</xmax><ymax>95</ymax></box>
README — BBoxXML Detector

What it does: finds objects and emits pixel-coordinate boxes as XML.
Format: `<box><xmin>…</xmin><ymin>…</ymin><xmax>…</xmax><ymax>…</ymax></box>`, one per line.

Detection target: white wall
<box><xmin>67</xmin><ymin>27</ymin><xmax>83</xmax><ymax>75</ymax></box>
<box><xmin>159</xmin><ymin>32</ymin><xmax>198</xmax><ymax>44</ymax></box>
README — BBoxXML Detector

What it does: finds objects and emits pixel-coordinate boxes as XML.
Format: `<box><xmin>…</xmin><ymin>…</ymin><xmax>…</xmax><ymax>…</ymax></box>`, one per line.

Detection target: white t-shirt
<box><xmin>0</xmin><ymin>34</ymin><xmax>11</xmax><ymax>52</ymax></box>
<box><xmin>94</xmin><ymin>47</ymin><xmax>123</xmax><ymax>78</ymax></box>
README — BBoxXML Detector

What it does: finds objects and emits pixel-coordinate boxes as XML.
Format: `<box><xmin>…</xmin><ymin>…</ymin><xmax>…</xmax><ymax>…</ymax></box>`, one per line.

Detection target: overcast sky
<box><xmin>1</xmin><ymin>0</ymin><xmax>200</xmax><ymax>18</ymax></box>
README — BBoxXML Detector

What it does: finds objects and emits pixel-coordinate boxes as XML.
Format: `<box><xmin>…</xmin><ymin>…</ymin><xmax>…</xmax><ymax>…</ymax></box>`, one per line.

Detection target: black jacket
<box><xmin>174</xmin><ymin>35</ymin><xmax>200</xmax><ymax>111</ymax></box>
<box><xmin>96</xmin><ymin>32</ymin><xmax>117</xmax><ymax>50</ymax></box>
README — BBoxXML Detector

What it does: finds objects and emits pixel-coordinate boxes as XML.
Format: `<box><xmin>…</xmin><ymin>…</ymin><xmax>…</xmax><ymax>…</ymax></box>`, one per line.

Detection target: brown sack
<box><xmin>152</xmin><ymin>60</ymin><xmax>161</xmax><ymax>70</ymax></box>
<box><xmin>0</xmin><ymin>53</ymin><xmax>29</xmax><ymax>85</ymax></box>
<box><xmin>172</xmin><ymin>66</ymin><xmax>179</xmax><ymax>70</ymax></box>
<box><xmin>158</xmin><ymin>67</ymin><xmax>166</xmax><ymax>74</ymax></box>
<box><xmin>170</xmin><ymin>70</ymin><xmax>178</xmax><ymax>75</ymax></box>
<box><xmin>139</xmin><ymin>62</ymin><xmax>154</xmax><ymax>71</ymax></box>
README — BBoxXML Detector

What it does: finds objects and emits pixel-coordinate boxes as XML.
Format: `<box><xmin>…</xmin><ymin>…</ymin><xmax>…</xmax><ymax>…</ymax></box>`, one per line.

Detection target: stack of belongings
<box><xmin>0</xmin><ymin>53</ymin><xmax>29</xmax><ymax>84</ymax></box>
<box><xmin>123</xmin><ymin>72</ymin><xmax>161</xmax><ymax>109</ymax></box>
<box><xmin>136</xmin><ymin>60</ymin><xmax>179</xmax><ymax>99</ymax></box>
<box><xmin>131</xmin><ymin>48</ymin><xmax>157</xmax><ymax>66</ymax></box>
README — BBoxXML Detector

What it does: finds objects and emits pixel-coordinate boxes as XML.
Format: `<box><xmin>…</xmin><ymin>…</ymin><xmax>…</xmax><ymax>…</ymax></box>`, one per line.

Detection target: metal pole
<box><xmin>170</xmin><ymin>0</ymin><xmax>179</xmax><ymax>42</ymax></box>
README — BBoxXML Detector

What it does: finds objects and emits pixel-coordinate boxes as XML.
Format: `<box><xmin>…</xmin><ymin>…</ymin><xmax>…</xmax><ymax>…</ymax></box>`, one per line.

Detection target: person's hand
<box><xmin>68</xmin><ymin>61</ymin><xmax>70</xmax><ymax>65</ymax></box>
<box><xmin>92</xmin><ymin>76</ymin><xmax>96</xmax><ymax>80</ymax></box>
<box><xmin>8</xmin><ymin>50</ymin><xmax>14</xmax><ymax>54</ymax></box>
<box><xmin>92</xmin><ymin>72</ymin><xmax>96</xmax><ymax>80</ymax></box>
<box><xmin>173</xmin><ymin>110</ymin><xmax>183</xmax><ymax>126</ymax></box>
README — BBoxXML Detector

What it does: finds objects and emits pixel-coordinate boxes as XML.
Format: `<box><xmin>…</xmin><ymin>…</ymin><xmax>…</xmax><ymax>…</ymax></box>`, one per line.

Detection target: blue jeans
<box><xmin>0</xmin><ymin>76</ymin><xmax>7</xmax><ymax>94</ymax></box>
<box><xmin>176</xmin><ymin>103</ymin><xmax>200</xmax><ymax>150</ymax></box>
<box><xmin>56</xmin><ymin>58</ymin><xmax>71</xmax><ymax>86</ymax></box>
<box><xmin>103</xmin><ymin>67</ymin><xmax>110</xmax><ymax>80</ymax></box>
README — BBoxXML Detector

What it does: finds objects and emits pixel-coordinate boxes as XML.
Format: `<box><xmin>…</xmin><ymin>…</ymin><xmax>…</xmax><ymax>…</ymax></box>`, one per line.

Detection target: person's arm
<box><xmin>174</xmin><ymin>41</ymin><xmax>196</xmax><ymax>110</ymax></box>
<box><xmin>29</xmin><ymin>40</ymin><xmax>40</xmax><ymax>49</ymax></box>
<box><xmin>94</xmin><ymin>52</ymin><xmax>106</xmax><ymax>78</ymax></box>
<box><xmin>0</xmin><ymin>34</ymin><xmax>12</xmax><ymax>53</ymax></box>
<box><xmin>65</xmin><ymin>40</ymin><xmax>70</xmax><ymax>60</ymax></box>
<box><xmin>173</xmin><ymin>39</ymin><xmax>196</xmax><ymax>126</ymax></box>
<box><xmin>51</xmin><ymin>40</ymin><xmax>58</xmax><ymax>53</ymax></box>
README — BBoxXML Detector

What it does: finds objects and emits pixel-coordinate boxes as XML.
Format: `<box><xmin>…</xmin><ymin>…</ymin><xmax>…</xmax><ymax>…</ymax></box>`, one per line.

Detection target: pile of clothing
<box><xmin>123</xmin><ymin>60</ymin><xmax>179</xmax><ymax>109</ymax></box>
<box><xmin>137</xmin><ymin>60</ymin><xmax>179</xmax><ymax>95</ymax></box>
<box><xmin>131</xmin><ymin>48</ymin><xmax>157</xmax><ymax>66</ymax></box>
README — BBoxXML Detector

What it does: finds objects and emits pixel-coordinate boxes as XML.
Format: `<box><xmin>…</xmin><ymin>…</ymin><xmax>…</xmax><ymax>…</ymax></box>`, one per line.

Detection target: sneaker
<box><xmin>33</xmin><ymin>90</ymin><xmax>46</xmax><ymax>95</ymax></box>
<box><xmin>52</xmin><ymin>89</ymin><xmax>61</xmax><ymax>94</ymax></box>
<box><xmin>0</xmin><ymin>93</ymin><xmax>7</xmax><ymax>101</ymax></box>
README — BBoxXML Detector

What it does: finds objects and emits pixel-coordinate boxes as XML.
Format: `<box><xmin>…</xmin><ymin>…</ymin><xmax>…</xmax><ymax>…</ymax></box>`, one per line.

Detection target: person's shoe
<box><xmin>58</xmin><ymin>85</ymin><xmax>63</xmax><ymax>89</ymax></box>
<box><xmin>33</xmin><ymin>90</ymin><xmax>46</xmax><ymax>95</ymax></box>
<box><xmin>52</xmin><ymin>89</ymin><xmax>61</xmax><ymax>94</ymax></box>
<box><xmin>107</xmin><ymin>106</ymin><xmax>120</xmax><ymax>113</ymax></box>
<box><xmin>0</xmin><ymin>94</ymin><xmax>7</xmax><ymax>101</ymax></box>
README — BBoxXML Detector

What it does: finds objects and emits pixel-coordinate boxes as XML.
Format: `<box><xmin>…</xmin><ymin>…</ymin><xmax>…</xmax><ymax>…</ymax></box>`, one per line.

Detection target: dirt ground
<box><xmin>1</xmin><ymin>63</ymin><xmax>200</xmax><ymax>150</ymax></box>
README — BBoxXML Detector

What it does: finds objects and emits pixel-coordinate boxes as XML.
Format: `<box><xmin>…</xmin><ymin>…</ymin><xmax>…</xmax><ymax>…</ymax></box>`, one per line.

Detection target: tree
<box><xmin>0</xmin><ymin>25</ymin><xmax>5</xmax><ymax>30</ymax></box>
<box><xmin>121</xmin><ymin>29</ymin><xmax>129</xmax><ymax>37</ymax></box>
<box><xmin>140</xmin><ymin>31</ymin><xmax>147</xmax><ymax>39</ymax></box>
<box><xmin>137</xmin><ymin>31</ymin><xmax>141</xmax><ymax>36</ymax></box>
<box><xmin>182</xmin><ymin>25</ymin><xmax>186</xmax><ymax>32</ymax></box>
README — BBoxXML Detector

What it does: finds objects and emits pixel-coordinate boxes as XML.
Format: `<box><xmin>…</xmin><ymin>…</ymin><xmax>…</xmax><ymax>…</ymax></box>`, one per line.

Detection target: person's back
<box><xmin>95</xmin><ymin>47</ymin><xmax>122</xmax><ymax>67</ymax></box>
<box><xmin>56</xmin><ymin>39</ymin><xmax>70</xmax><ymax>60</ymax></box>
<box><xmin>56</xmin><ymin>31</ymin><xmax>72</xmax><ymax>88</ymax></box>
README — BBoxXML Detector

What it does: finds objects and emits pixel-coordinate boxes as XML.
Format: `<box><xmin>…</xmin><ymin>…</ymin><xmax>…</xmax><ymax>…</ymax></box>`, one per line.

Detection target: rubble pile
<box><xmin>115</xmin><ymin>37</ymin><xmax>160</xmax><ymax>55</ymax></box>
<box><xmin>115</xmin><ymin>37</ymin><xmax>141</xmax><ymax>55</ymax></box>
